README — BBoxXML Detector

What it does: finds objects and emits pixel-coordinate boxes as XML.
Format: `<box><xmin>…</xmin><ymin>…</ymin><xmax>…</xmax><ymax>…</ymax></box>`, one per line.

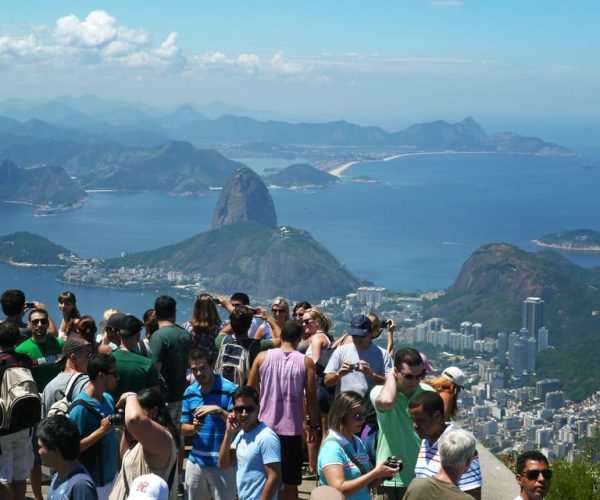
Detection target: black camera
<box><xmin>109</xmin><ymin>409</ymin><xmax>125</xmax><ymax>427</ymax></box>
<box><xmin>25</xmin><ymin>301</ymin><xmax>35</xmax><ymax>309</ymax></box>
<box><xmin>381</xmin><ymin>320</ymin><xmax>390</xmax><ymax>329</ymax></box>
<box><xmin>194</xmin><ymin>414</ymin><xmax>206</xmax><ymax>425</ymax></box>
<box><xmin>213</xmin><ymin>298</ymin><xmax>221</xmax><ymax>305</ymax></box>
<box><xmin>349</xmin><ymin>363</ymin><xmax>361</xmax><ymax>372</ymax></box>
<box><xmin>385</xmin><ymin>456</ymin><xmax>402</xmax><ymax>470</ymax></box>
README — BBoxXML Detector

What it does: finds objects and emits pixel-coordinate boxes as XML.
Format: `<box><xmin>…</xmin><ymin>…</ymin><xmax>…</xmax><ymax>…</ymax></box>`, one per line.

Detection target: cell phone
<box><xmin>213</xmin><ymin>298</ymin><xmax>221</xmax><ymax>305</ymax></box>
<box><xmin>25</xmin><ymin>302</ymin><xmax>35</xmax><ymax>309</ymax></box>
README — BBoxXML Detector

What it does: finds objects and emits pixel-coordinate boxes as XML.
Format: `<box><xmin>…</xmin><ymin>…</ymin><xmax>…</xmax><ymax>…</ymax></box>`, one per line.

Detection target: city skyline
<box><xmin>1</xmin><ymin>1</ymin><xmax>599</xmax><ymax>132</ymax></box>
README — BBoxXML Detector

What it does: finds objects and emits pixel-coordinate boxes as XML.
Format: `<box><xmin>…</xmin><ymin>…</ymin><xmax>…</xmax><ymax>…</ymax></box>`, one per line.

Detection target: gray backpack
<box><xmin>0</xmin><ymin>364</ymin><xmax>41</xmax><ymax>433</ymax></box>
<box><xmin>47</xmin><ymin>373</ymin><xmax>86</xmax><ymax>417</ymax></box>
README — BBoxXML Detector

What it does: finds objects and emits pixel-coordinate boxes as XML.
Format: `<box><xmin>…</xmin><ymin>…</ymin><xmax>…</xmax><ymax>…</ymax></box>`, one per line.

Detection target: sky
<box><xmin>0</xmin><ymin>1</ymin><xmax>599</xmax><ymax>131</ymax></box>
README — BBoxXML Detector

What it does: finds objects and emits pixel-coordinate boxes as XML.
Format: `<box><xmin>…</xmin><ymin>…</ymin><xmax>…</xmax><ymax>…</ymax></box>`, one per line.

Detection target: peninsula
<box><xmin>533</xmin><ymin>229</ymin><xmax>600</xmax><ymax>251</ymax></box>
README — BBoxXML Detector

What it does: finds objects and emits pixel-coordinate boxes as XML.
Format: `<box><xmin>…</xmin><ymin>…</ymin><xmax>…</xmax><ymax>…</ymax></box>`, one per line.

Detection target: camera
<box><xmin>25</xmin><ymin>301</ymin><xmax>35</xmax><ymax>309</ymax></box>
<box><xmin>253</xmin><ymin>307</ymin><xmax>261</xmax><ymax>315</ymax></box>
<box><xmin>385</xmin><ymin>456</ymin><xmax>402</xmax><ymax>470</ymax></box>
<box><xmin>349</xmin><ymin>363</ymin><xmax>361</xmax><ymax>372</ymax></box>
<box><xmin>213</xmin><ymin>298</ymin><xmax>221</xmax><ymax>305</ymax></box>
<box><xmin>108</xmin><ymin>409</ymin><xmax>125</xmax><ymax>427</ymax></box>
<box><xmin>194</xmin><ymin>414</ymin><xmax>206</xmax><ymax>425</ymax></box>
<box><xmin>381</xmin><ymin>320</ymin><xmax>390</xmax><ymax>329</ymax></box>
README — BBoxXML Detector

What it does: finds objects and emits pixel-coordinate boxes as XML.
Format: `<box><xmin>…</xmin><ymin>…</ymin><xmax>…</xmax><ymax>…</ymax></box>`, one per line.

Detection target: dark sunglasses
<box><xmin>400</xmin><ymin>371</ymin><xmax>425</xmax><ymax>381</ymax></box>
<box><xmin>233</xmin><ymin>405</ymin><xmax>256</xmax><ymax>414</ymax></box>
<box><xmin>521</xmin><ymin>469</ymin><xmax>553</xmax><ymax>480</ymax></box>
<box><xmin>302</xmin><ymin>318</ymin><xmax>316</xmax><ymax>325</ymax></box>
<box><xmin>31</xmin><ymin>318</ymin><xmax>49</xmax><ymax>325</ymax></box>
<box><xmin>271</xmin><ymin>308</ymin><xmax>286</xmax><ymax>315</ymax></box>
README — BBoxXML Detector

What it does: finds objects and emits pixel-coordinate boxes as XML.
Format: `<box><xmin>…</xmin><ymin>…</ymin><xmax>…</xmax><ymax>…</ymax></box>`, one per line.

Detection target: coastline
<box><xmin>532</xmin><ymin>240</ymin><xmax>600</xmax><ymax>252</ymax></box>
<box><xmin>329</xmin><ymin>150</ymin><xmax>500</xmax><ymax>177</ymax></box>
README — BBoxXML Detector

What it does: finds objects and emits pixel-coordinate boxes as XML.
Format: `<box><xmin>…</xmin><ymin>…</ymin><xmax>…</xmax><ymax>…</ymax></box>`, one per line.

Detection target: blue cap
<box><xmin>348</xmin><ymin>314</ymin><xmax>372</xmax><ymax>336</ymax></box>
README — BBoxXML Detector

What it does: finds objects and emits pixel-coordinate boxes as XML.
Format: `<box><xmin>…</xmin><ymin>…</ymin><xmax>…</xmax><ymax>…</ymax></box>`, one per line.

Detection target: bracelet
<box><xmin>122</xmin><ymin>392</ymin><xmax>137</xmax><ymax>399</ymax></box>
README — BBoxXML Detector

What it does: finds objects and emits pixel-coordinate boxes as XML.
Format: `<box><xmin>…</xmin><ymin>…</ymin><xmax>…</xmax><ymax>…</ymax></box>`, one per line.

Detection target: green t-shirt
<box><xmin>111</xmin><ymin>349</ymin><xmax>160</xmax><ymax>400</ymax></box>
<box><xmin>150</xmin><ymin>324</ymin><xmax>192</xmax><ymax>402</ymax></box>
<box><xmin>369</xmin><ymin>383</ymin><xmax>434</xmax><ymax>488</ymax></box>
<box><xmin>15</xmin><ymin>335</ymin><xmax>64</xmax><ymax>392</ymax></box>
<box><xmin>404</xmin><ymin>477</ymin><xmax>472</xmax><ymax>500</ymax></box>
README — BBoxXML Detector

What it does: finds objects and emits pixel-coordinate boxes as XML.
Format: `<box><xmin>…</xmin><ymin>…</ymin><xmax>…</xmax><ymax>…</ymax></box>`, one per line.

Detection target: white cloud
<box><xmin>53</xmin><ymin>11</ymin><xmax>120</xmax><ymax>48</ymax></box>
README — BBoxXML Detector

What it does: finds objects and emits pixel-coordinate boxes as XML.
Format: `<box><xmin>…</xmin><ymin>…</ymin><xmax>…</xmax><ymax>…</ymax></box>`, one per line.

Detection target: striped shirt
<box><xmin>415</xmin><ymin>424</ymin><xmax>482</xmax><ymax>491</ymax></box>
<box><xmin>181</xmin><ymin>375</ymin><xmax>237</xmax><ymax>467</ymax></box>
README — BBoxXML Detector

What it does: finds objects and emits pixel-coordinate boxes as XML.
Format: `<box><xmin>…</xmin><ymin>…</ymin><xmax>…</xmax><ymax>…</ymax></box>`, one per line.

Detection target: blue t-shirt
<box><xmin>67</xmin><ymin>392</ymin><xmax>118</xmax><ymax>487</ymax></box>
<box><xmin>317</xmin><ymin>431</ymin><xmax>371</xmax><ymax>500</ymax></box>
<box><xmin>231</xmin><ymin>422</ymin><xmax>281</xmax><ymax>500</ymax></box>
<box><xmin>181</xmin><ymin>375</ymin><xmax>237</xmax><ymax>467</ymax></box>
<box><xmin>47</xmin><ymin>465</ymin><xmax>98</xmax><ymax>500</ymax></box>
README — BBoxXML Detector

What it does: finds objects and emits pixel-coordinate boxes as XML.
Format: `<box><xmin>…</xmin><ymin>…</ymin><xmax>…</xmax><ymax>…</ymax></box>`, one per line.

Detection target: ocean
<box><xmin>1</xmin><ymin>152</ymin><xmax>599</xmax><ymax>322</ymax></box>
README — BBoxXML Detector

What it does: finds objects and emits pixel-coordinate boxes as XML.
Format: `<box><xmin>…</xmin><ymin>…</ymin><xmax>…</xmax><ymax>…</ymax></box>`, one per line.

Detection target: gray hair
<box><xmin>439</xmin><ymin>428</ymin><xmax>477</xmax><ymax>472</ymax></box>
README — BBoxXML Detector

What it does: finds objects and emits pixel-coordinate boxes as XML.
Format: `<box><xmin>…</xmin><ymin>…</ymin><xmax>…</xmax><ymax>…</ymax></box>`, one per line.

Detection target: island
<box><xmin>0</xmin><ymin>231</ymin><xmax>78</xmax><ymax>267</ymax></box>
<box><xmin>533</xmin><ymin>229</ymin><xmax>600</xmax><ymax>251</ymax></box>
<box><xmin>263</xmin><ymin>163</ymin><xmax>339</xmax><ymax>188</ymax></box>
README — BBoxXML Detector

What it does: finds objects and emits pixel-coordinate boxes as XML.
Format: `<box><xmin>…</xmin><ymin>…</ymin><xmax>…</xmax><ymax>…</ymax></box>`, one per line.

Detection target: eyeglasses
<box><xmin>233</xmin><ymin>405</ymin><xmax>256</xmax><ymax>414</ymax></box>
<box><xmin>352</xmin><ymin>411</ymin><xmax>366</xmax><ymax>421</ymax></box>
<box><xmin>521</xmin><ymin>469</ymin><xmax>553</xmax><ymax>481</ymax></box>
<box><xmin>271</xmin><ymin>308</ymin><xmax>286</xmax><ymax>315</ymax></box>
<box><xmin>399</xmin><ymin>371</ymin><xmax>425</xmax><ymax>381</ymax></box>
<box><xmin>302</xmin><ymin>318</ymin><xmax>316</xmax><ymax>326</ymax></box>
<box><xmin>31</xmin><ymin>318</ymin><xmax>49</xmax><ymax>325</ymax></box>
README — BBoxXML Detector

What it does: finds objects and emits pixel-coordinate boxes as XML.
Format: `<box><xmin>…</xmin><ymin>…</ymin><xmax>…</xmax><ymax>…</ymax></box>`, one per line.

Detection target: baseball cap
<box><xmin>56</xmin><ymin>335</ymin><xmax>89</xmax><ymax>363</ymax></box>
<box><xmin>348</xmin><ymin>314</ymin><xmax>372</xmax><ymax>337</ymax></box>
<box><xmin>127</xmin><ymin>473</ymin><xmax>169</xmax><ymax>500</ymax></box>
<box><xmin>118</xmin><ymin>314</ymin><xmax>143</xmax><ymax>337</ymax></box>
<box><xmin>441</xmin><ymin>366</ymin><xmax>466</xmax><ymax>388</ymax></box>
<box><xmin>106</xmin><ymin>312</ymin><xmax>125</xmax><ymax>330</ymax></box>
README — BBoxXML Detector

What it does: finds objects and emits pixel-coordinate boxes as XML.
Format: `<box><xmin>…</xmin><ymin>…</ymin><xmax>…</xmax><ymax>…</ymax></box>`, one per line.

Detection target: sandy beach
<box><xmin>329</xmin><ymin>150</ymin><xmax>499</xmax><ymax>177</ymax></box>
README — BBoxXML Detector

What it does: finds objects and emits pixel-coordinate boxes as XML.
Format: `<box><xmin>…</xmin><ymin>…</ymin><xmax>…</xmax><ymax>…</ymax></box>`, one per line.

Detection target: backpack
<box><xmin>215</xmin><ymin>337</ymin><xmax>253</xmax><ymax>385</ymax></box>
<box><xmin>315</xmin><ymin>333</ymin><xmax>347</xmax><ymax>378</ymax></box>
<box><xmin>0</xmin><ymin>353</ymin><xmax>41</xmax><ymax>433</ymax></box>
<box><xmin>47</xmin><ymin>373</ymin><xmax>87</xmax><ymax>417</ymax></box>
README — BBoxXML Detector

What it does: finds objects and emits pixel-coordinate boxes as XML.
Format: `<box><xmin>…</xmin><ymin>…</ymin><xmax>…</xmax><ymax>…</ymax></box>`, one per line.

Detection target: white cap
<box><xmin>127</xmin><ymin>474</ymin><xmax>169</xmax><ymax>500</ymax></box>
<box><xmin>441</xmin><ymin>366</ymin><xmax>466</xmax><ymax>388</ymax></box>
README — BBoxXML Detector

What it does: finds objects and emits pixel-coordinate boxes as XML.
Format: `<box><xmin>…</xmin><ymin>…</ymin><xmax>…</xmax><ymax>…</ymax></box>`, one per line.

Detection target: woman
<box><xmin>98</xmin><ymin>307</ymin><xmax>120</xmax><ymax>354</ymax></box>
<box><xmin>181</xmin><ymin>294</ymin><xmax>221</xmax><ymax>353</ymax></box>
<box><xmin>58</xmin><ymin>291</ymin><xmax>81</xmax><ymax>339</ymax></box>
<box><xmin>366</xmin><ymin>312</ymin><xmax>395</xmax><ymax>356</ymax></box>
<box><xmin>109</xmin><ymin>388</ymin><xmax>179</xmax><ymax>500</ymax></box>
<box><xmin>302</xmin><ymin>307</ymin><xmax>333</xmax><ymax>478</ymax></box>
<box><xmin>425</xmin><ymin>366</ymin><xmax>466</xmax><ymax>421</ymax></box>
<box><xmin>76</xmin><ymin>315</ymin><xmax>98</xmax><ymax>352</ymax></box>
<box><xmin>142</xmin><ymin>308</ymin><xmax>159</xmax><ymax>348</ymax></box>
<box><xmin>317</xmin><ymin>392</ymin><xmax>399</xmax><ymax>500</ymax></box>
<box><xmin>255</xmin><ymin>297</ymin><xmax>289</xmax><ymax>340</ymax></box>
<box><xmin>294</xmin><ymin>301</ymin><xmax>312</xmax><ymax>354</ymax></box>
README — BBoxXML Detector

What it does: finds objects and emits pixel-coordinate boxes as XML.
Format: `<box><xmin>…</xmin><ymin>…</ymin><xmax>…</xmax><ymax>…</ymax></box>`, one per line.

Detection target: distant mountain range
<box><xmin>425</xmin><ymin>243</ymin><xmax>600</xmax><ymax>401</ymax></box>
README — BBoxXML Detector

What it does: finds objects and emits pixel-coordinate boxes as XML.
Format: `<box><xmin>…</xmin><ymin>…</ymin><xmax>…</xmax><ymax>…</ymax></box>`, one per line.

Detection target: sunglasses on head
<box><xmin>521</xmin><ymin>469</ymin><xmax>552</xmax><ymax>480</ymax></box>
<box><xmin>233</xmin><ymin>404</ymin><xmax>256</xmax><ymax>414</ymax></box>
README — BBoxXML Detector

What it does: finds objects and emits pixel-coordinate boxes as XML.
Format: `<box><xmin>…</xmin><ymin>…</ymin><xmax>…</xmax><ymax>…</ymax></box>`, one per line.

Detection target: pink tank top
<box><xmin>258</xmin><ymin>348</ymin><xmax>306</xmax><ymax>435</ymax></box>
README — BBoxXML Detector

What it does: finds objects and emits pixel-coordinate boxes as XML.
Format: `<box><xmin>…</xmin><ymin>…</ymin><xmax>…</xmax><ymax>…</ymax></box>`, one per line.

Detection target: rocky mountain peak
<box><xmin>212</xmin><ymin>167</ymin><xmax>277</xmax><ymax>229</ymax></box>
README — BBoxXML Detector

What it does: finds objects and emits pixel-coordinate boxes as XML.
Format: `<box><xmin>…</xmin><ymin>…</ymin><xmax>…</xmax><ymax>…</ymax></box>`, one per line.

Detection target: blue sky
<box><xmin>1</xmin><ymin>1</ymin><xmax>598</xmax><ymax>130</ymax></box>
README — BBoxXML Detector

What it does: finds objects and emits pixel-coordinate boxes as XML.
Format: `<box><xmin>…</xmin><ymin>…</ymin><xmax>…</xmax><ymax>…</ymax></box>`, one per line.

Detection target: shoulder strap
<box><xmin>65</xmin><ymin>373</ymin><xmax>86</xmax><ymax>401</ymax></box>
<box><xmin>68</xmin><ymin>399</ymin><xmax>104</xmax><ymax>419</ymax></box>
<box><xmin>333</xmin><ymin>437</ymin><xmax>369</xmax><ymax>476</ymax></box>
<box><xmin>138</xmin><ymin>340</ymin><xmax>148</xmax><ymax>357</ymax></box>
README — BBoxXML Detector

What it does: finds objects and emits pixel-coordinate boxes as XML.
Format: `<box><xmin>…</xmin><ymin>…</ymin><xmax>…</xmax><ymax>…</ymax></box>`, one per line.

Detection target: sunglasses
<box><xmin>521</xmin><ymin>469</ymin><xmax>553</xmax><ymax>480</ymax></box>
<box><xmin>302</xmin><ymin>318</ymin><xmax>316</xmax><ymax>325</ymax></box>
<box><xmin>399</xmin><ymin>371</ymin><xmax>425</xmax><ymax>381</ymax></box>
<box><xmin>31</xmin><ymin>318</ymin><xmax>49</xmax><ymax>325</ymax></box>
<box><xmin>352</xmin><ymin>411</ymin><xmax>366</xmax><ymax>421</ymax></box>
<box><xmin>271</xmin><ymin>308</ymin><xmax>286</xmax><ymax>315</ymax></box>
<box><xmin>233</xmin><ymin>405</ymin><xmax>256</xmax><ymax>414</ymax></box>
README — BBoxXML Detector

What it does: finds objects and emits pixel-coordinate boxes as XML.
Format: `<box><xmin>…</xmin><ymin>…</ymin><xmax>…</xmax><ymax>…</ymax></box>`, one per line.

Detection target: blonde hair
<box><xmin>328</xmin><ymin>391</ymin><xmax>364</xmax><ymax>435</ymax></box>
<box><xmin>426</xmin><ymin>376</ymin><xmax>461</xmax><ymax>419</ymax></box>
<box><xmin>366</xmin><ymin>312</ymin><xmax>381</xmax><ymax>333</ymax></box>
<box><xmin>305</xmin><ymin>307</ymin><xmax>332</xmax><ymax>334</ymax></box>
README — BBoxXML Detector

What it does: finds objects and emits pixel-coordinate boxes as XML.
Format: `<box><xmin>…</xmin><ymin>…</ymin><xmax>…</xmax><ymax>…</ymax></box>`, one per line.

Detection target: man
<box><xmin>111</xmin><ymin>314</ymin><xmax>159</xmax><ymax>399</ymax></box>
<box><xmin>514</xmin><ymin>451</ymin><xmax>552</xmax><ymax>500</ymax></box>
<box><xmin>0</xmin><ymin>322</ymin><xmax>34</xmax><ymax>500</ymax></box>
<box><xmin>149</xmin><ymin>295</ymin><xmax>192</xmax><ymax>493</ymax></box>
<box><xmin>324</xmin><ymin>314</ymin><xmax>392</xmax><ymax>397</ymax></box>
<box><xmin>370</xmin><ymin>348</ymin><xmax>434</xmax><ymax>499</ymax></box>
<box><xmin>15</xmin><ymin>307</ymin><xmax>64</xmax><ymax>500</ymax></box>
<box><xmin>37</xmin><ymin>415</ymin><xmax>98</xmax><ymax>500</ymax></box>
<box><xmin>218</xmin><ymin>292</ymin><xmax>260</xmax><ymax>338</ymax></box>
<box><xmin>218</xmin><ymin>386</ymin><xmax>281</xmax><ymax>500</ymax></box>
<box><xmin>43</xmin><ymin>335</ymin><xmax>91</xmax><ymax>416</ymax></box>
<box><xmin>404</xmin><ymin>428</ymin><xmax>478</xmax><ymax>500</ymax></box>
<box><xmin>248</xmin><ymin>320</ymin><xmax>318</xmax><ymax>500</ymax></box>
<box><xmin>408</xmin><ymin>391</ymin><xmax>482</xmax><ymax>499</ymax></box>
<box><xmin>181</xmin><ymin>348</ymin><xmax>237</xmax><ymax>499</ymax></box>
<box><xmin>1</xmin><ymin>289</ymin><xmax>58</xmax><ymax>343</ymax></box>
<box><xmin>67</xmin><ymin>353</ymin><xmax>119</xmax><ymax>500</ymax></box>
<box><xmin>214</xmin><ymin>305</ymin><xmax>280</xmax><ymax>385</ymax></box>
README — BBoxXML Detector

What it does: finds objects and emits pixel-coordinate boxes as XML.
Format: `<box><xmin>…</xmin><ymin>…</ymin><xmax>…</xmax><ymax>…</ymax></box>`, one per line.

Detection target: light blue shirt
<box><xmin>231</xmin><ymin>422</ymin><xmax>281</xmax><ymax>500</ymax></box>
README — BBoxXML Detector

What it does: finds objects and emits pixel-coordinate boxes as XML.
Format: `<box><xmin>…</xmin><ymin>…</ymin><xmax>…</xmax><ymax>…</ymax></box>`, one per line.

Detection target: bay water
<box><xmin>1</xmin><ymin>152</ymin><xmax>599</xmax><ymax>322</ymax></box>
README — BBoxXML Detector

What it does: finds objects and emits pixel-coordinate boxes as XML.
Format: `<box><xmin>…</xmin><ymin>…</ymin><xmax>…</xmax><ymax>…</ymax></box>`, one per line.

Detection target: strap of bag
<box><xmin>68</xmin><ymin>399</ymin><xmax>105</xmax><ymax>484</ymax></box>
<box><xmin>65</xmin><ymin>373</ymin><xmax>86</xmax><ymax>401</ymax></box>
<box><xmin>332</xmin><ymin>436</ymin><xmax>369</xmax><ymax>475</ymax></box>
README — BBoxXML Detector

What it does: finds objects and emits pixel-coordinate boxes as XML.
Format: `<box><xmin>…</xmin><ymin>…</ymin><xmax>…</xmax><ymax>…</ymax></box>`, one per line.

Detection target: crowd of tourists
<box><xmin>0</xmin><ymin>288</ymin><xmax>553</xmax><ymax>500</ymax></box>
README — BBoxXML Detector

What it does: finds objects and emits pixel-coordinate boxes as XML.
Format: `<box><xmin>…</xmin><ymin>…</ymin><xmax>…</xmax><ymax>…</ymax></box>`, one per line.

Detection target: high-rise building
<box><xmin>497</xmin><ymin>331</ymin><xmax>508</xmax><ymax>364</ymax></box>
<box><xmin>473</xmin><ymin>322</ymin><xmax>484</xmax><ymax>340</ymax></box>
<box><xmin>536</xmin><ymin>379</ymin><xmax>561</xmax><ymax>400</ymax></box>
<box><xmin>508</xmin><ymin>332</ymin><xmax>520</xmax><ymax>368</ymax></box>
<box><xmin>522</xmin><ymin>297</ymin><xmax>544</xmax><ymax>339</ymax></box>
<box><xmin>512</xmin><ymin>341</ymin><xmax>528</xmax><ymax>376</ymax></box>
<box><xmin>537</xmin><ymin>327</ymin><xmax>549</xmax><ymax>351</ymax></box>
<box><xmin>526</xmin><ymin>337</ymin><xmax>537</xmax><ymax>373</ymax></box>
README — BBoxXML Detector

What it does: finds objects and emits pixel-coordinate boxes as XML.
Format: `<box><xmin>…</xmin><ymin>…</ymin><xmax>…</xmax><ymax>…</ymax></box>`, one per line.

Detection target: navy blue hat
<box><xmin>348</xmin><ymin>314</ymin><xmax>372</xmax><ymax>336</ymax></box>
